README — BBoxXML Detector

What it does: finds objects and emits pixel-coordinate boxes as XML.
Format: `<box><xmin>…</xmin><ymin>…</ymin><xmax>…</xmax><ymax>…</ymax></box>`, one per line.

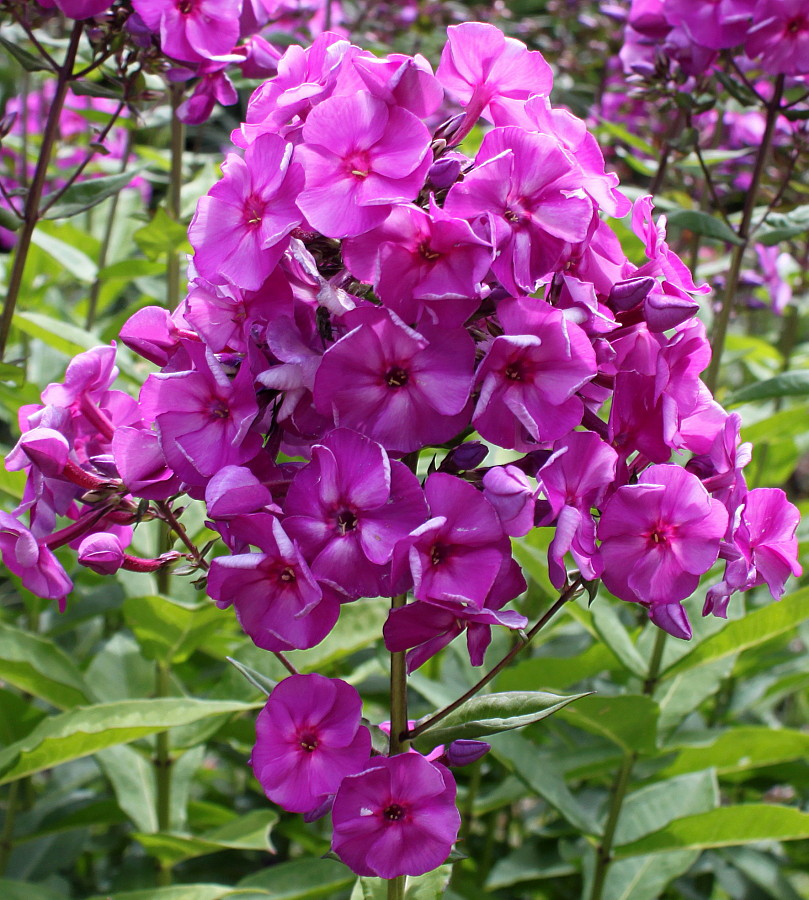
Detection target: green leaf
<box><xmin>655</xmin><ymin>655</ymin><xmax>737</xmax><ymax>737</ymax></box>
<box><xmin>615</xmin><ymin>771</ymin><xmax>718</xmax><ymax>846</ymax></box>
<box><xmin>615</xmin><ymin>804</ymin><xmax>809</xmax><ymax>858</ymax></box>
<box><xmin>726</xmin><ymin>371</ymin><xmax>809</xmax><ymax>406</ymax></box>
<box><xmin>557</xmin><ymin>694</ymin><xmax>659</xmax><ymax>754</ymax></box>
<box><xmin>134</xmin><ymin>207</ymin><xmax>192</xmax><ymax>261</ymax></box>
<box><xmin>351</xmin><ymin>867</ymin><xmax>451</xmax><ymax>900</ymax></box>
<box><xmin>96</xmin><ymin>745</ymin><xmax>158</xmax><ymax>833</ymax></box>
<box><xmin>123</xmin><ymin>595</ymin><xmax>224</xmax><ymax>664</ymax></box>
<box><xmin>135</xmin><ymin>810</ymin><xmax>278</xmax><ymax>865</ymax></box>
<box><xmin>41</xmin><ymin>168</ymin><xmax>144</xmax><ymax>219</ymax></box>
<box><xmin>238</xmin><ymin>858</ymin><xmax>356</xmax><ymax>898</ymax></box>
<box><xmin>0</xmin><ymin>880</ymin><xmax>65</xmax><ymax>900</ymax></box>
<box><xmin>591</xmin><ymin>602</ymin><xmax>647</xmax><ymax>677</ymax></box>
<box><xmin>0</xmin><ymin>698</ymin><xmax>261</xmax><ymax>785</ymax></box>
<box><xmin>29</xmin><ymin>229</ymin><xmax>98</xmax><ymax>282</ymax></box>
<box><xmin>0</xmin><ymin>34</ymin><xmax>51</xmax><ymax>71</ymax></box>
<box><xmin>0</xmin><ymin>622</ymin><xmax>90</xmax><ymax>709</ymax></box>
<box><xmin>496</xmin><ymin>641</ymin><xmax>614</xmax><ymax>692</ymax></box>
<box><xmin>413</xmin><ymin>690</ymin><xmax>589</xmax><ymax>750</ymax></box>
<box><xmin>90</xmin><ymin>887</ymin><xmax>271</xmax><ymax>900</ymax></box>
<box><xmin>488</xmin><ymin>731</ymin><xmax>599</xmax><ymax>834</ymax></box>
<box><xmin>287</xmin><ymin>597</ymin><xmax>390</xmax><ymax>672</ymax></box>
<box><xmin>486</xmin><ymin>843</ymin><xmax>577</xmax><ymax>888</ymax></box>
<box><xmin>0</xmin><ymin>689</ymin><xmax>46</xmax><ymax>747</ymax></box>
<box><xmin>226</xmin><ymin>656</ymin><xmax>278</xmax><ymax>696</ymax></box>
<box><xmin>0</xmin><ymin>466</ymin><xmax>27</xmax><ymax>501</ymax></box>
<box><xmin>663</xmin><ymin>588</ymin><xmax>809</xmax><ymax>677</ymax></box>
<box><xmin>665</xmin><ymin>209</ymin><xmax>743</xmax><ymax>245</ymax></box>
<box><xmin>756</xmin><ymin>204</ymin><xmax>809</xmax><ymax>245</ymax></box>
<box><xmin>13</xmin><ymin>310</ymin><xmax>101</xmax><ymax>358</ymax></box>
<box><xmin>721</xmin><ymin>846</ymin><xmax>805</xmax><ymax>900</ymax></box>
<box><xmin>660</xmin><ymin>726</ymin><xmax>809</xmax><ymax>778</ymax></box>
<box><xmin>600</xmin><ymin>851</ymin><xmax>700</xmax><ymax>900</ymax></box>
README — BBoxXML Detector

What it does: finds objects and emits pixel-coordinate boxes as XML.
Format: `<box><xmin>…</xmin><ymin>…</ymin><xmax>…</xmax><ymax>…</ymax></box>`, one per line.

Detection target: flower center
<box><xmin>209</xmin><ymin>400</ymin><xmax>229</xmax><ymax>419</ymax></box>
<box><xmin>244</xmin><ymin>194</ymin><xmax>266</xmax><ymax>228</ymax></box>
<box><xmin>337</xmin><ymin>510</ymin><xmax>358</xmax><ymax>535</ymax></box>
<box><xmin>383</xmin><ymin>803</ymin><xmax>405</xmax><ymax>821</ymax></box>
<box><xmin>279</xmin><ymin>566</ymin><xmax>296</xmax><ymax>583</ymax></box>
<box><xmin>787</xmin><ymin>17</ymin><xmax>806</xmax><ymax>34</ymax></box>
<box><xmin>299</xmin><ymin>732</ymin><xmax>318</xmax><ymax>752</ymax></box>
<box><xmin>346</xmin><ymin>151</ymin><xmax>371</xmax><ymax>179</ymax></box>
<box><xmin>419</xmin><ymin>242</ymin><xmax>440</xmax><ymax>261</ymax></box>
<box><xmin>505</xmin><ymin>363</ymin><xmax>522</xmax><ymax>381</ymax></box>
<box><xmin>385</xmin><ymin>367</ymin><xmax>409</xmax><ymax>388</ymax></box>
<box><xmin>178</xmin><ymin>0</ymin><xmax>195</xmax><ymax>13</ymax></box>
<box><xmin>431</xmin><ymin>544</ymin><xmax>444</xmax><ymax>566</ymax></box>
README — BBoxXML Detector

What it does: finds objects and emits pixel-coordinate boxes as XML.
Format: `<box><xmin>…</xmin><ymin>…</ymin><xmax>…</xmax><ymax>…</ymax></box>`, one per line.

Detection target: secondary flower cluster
<box><xmin>1</xmin><ymin>21</ymin><xmax>802</xmax><ymax>876</ymax></box>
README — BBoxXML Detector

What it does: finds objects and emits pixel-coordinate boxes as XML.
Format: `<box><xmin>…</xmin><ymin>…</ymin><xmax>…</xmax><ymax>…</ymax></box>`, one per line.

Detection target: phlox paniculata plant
<box><xmin>1</xmin><ymin>21</ymin><xmax>802</xmax><ymax>880</ymax></box>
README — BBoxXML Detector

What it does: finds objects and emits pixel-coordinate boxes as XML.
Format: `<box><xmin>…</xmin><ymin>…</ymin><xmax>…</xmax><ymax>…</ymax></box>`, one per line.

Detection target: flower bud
<box><xmin>78</xmin><ymin>532</ymin><xmax>125</xmax><ymax>575</ymax></box>
<box><xmin>446</xmin><ymin>740</ymin><xmax>491</xmax><ymax>767</ymax></box>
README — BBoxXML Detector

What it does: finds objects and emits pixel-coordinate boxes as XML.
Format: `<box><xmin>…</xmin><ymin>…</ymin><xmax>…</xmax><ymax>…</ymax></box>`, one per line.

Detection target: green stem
<box><xmin>155</xmin><ymin>658</ymin><xmax>173</xmax><ymax>886</ymax></box>
<box><xmin>0</xmin><ymin>20</ymin><xmax>84</xmax><ymax>361</ymax></box>
<box><xmin>407</xmin><ymin>578</ymin><xmax>582</xmax><ymax>742</ymax></box>
<box><xmin>0</xmin><ymin>781</ymin><xmax>20</xmax><ymax>874</ymax></box>
<box><xmin>388</xmin><ymin>592</ymin><xmax>409</xmax><ymax>900</ymax></box>
<box><xmin>704</xmin><ymin>74</ymin><xmax>785</xmax><ymax>394</ymax></box>
<box><xmin>166</xmin><ymin>85</ymin><xmax>185</xmax><ymax>311</ymax></box>
<box><xmin>589</xmin><ymin>627</ymin><xmax>668</xmax><ymax>900</ymax></box>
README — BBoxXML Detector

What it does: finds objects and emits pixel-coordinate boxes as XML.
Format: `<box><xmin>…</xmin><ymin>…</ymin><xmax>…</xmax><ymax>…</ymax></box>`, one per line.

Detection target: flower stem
<box><xmin>166</xmin><ymin>85</ymin><xmax>185</xmax><ymax>311</ymax></box>
<box><xmin>154</xmin><ymin>658</ymin><xmax>173</xmax><ymax>887</ymax></box>
<box><xmin>589</xmin><ymin>627</ymin><xmax>667</xmax><ymax>900</ymax></box>
<box><xmin>388</xmin><ymin>592</ymin><xmax>409</xmax><ymax>900</ymax></box>
<box><xmin>0</xmin><ymin>20</ymin><xmax>84</xmax><ymax>361</ymax></box>
<box><xmin>407</xmin><ymin>578</ymin><xmax>582</xmax><ymax>742</ymax></box>
<box><xmin>704</xmin><ymin>74</ymin><xmax>785</xmax><ymax>394</ymax></box>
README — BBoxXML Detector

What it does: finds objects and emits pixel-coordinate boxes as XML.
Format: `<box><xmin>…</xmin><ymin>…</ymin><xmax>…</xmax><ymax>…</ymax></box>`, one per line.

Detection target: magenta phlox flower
<box><xmin>704</xmin><ymin>488</ymin><xmax>802</xmax><ymax>617</ymax></box>
<box><xmin>131</xmin><ymin>0</ymin><xmax>242</xmax><ymax>63</ymax></box>
<box><xmin>609</xmin><ymin>371</ymin><xmax>675</xmax><ymax>464</ymax></box>
<box><xmin>0</xmin><ymin>512</ymin><xmax>72</xmax><ymax>609</ymax></box>
<box><xmin>177</xmin><ymin>66</ymin><xmax>238</xmax><ymax>125</ymax></box>
<box><xmin>391</xmin><ymin>472</ymin><xmax>510</xmax><ymax>608</ymax></box>
<box><xmin>523</xmin><ymin>97</ymin><xmax>630</xmax><ymax>218</ymax></box>
<box><xmin>665</xmin><ymin>0</ymin><xmax>756</xmax><ymax>50</ymax></box>
<box><xmin>258</xmin><ymin>314</ymin><xmax>324</xmax><ymax>425</ymax></box>
<box><xmin>436</xmin><ymin>22</ymin><xmax>553</xmax><ymax>141</ymax></box>
<box><xmin>251</xmin><ymin>674</ymin><xmax>371</xmax><ymax>814</ymax></box>
<box><xmin>238</xmin><ymin>35</ymin><xmax>362</xmax><ymax>144</ymax></box>
<box><xmin>538</xmin><ymin>432</ymin><xmax>618</xmax><ymax>587</ymax></box>
<box><xmin>630</xmin><ymin>196</ymin><xmax>710</xmax><ymax>295</ymax></box>
<box><xmin>238</xmin><ymin>34</ymin><xmax>283</xmax><ymax>79</ymax></box>
<box><xmin>746</xmin><ymin>0</ymin><xmax>809</xmax><ymax>74</ymax></box>
<box><xmin>285</xmin><ymin>238</ymin><xmax>359</xmax><ymax>316</ymax></box>
<box><xmin>207</xmin><ymin>514</ymin><xmax>340</xmax><ymax>651</ymax></box>
<box><xmin>445</xmin><ymin>128</ymin><xmax>594</xmax><ymax>295</ymax></box>
<box><xmin>342</xmin><ymin>200</ymin><xmax>492</xmax><ymax>327</ymax></box>
<box><xmin>353</xmin><ymin>53</ymin><xmax>444</xmax><ymax>119</ymax></box>
<box><xmin>119</xmin><ymin>306</ymin><xmax>192</xmax><ymax>369</ymax></box>
<box><xmin>205</xmin><ymin>465</ymin><xmax>276</xmax><ymax>519</ymax></box>
<box><xmin>189</xmin><ymin>134</ymin><xmax>303</xmax><ymax>292</ymax></box>
<box><xmin>685</xmin><ymin>414</ymin><xmax>751</xmax><ymax>517</ymax></box>
<box><xmin>313</xmin><ymin>307</ymin><xmax>475</xmax><ymax>454</ymax></box>
<box><xmin>598</xmin><ymin>464</ymin><xmax>729</xmax><ymax>639</ymax></box>
<box><xmin>473</xmin><ymin>298</ymin><xmax>596</xmax><ymax>451</ymax></box>
<box><xmin>295</xmin><ymin>92</ymin><xmax>432</xmax><ymax>238</ymax></box>
<box><xmin>282</xmin><ymin>428</ymin><xmax>427</xmax><ymax>599</ymax></box>
<box><xmin>385</xmin><ymin>555</ymin><xmax>527</xmax><ymax>671</ymax></box>
<box><xmin>482</xmin><ymin>465</ymin><xmax>536</xmax><ymax>537</ymax></box>
<box><xmin>331</xmin><ymin>753</ymin><xmax>460</xmax><ymax>878</ymax></box>
<box><xmin>111</xmin><ymin>426</ymin><xmax>181</xmax><ymax>500</ymax></box>
<box><xmin>49</xmin><ymin>0</ymin><xmax>112</xmax><ymax>17</ymax></box>
<box><xmin>183</xmin><ymin>268</ymin><xmax>293</xmax><ymax>354</ymax></box>
<box><xmin>755</xmin><ymin>244</ymin><xmax>793</xmax><ymax>315</ymax></box>
<box><xmin>140</xmin><ymin>342</ymin><xmax>261</xmax><ymax>488</ymax></box>
<box><xmin>568</xmin><ymin>217</ymin><xmax>627</xmax><ymax>299</ymax></box>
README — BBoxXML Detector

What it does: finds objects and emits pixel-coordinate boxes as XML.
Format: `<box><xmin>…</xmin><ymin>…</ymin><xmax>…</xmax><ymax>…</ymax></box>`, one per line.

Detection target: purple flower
<box><xmin>313</xmin><ymin>307</ymin><xmax>474</xmax><ymax>454</ymax></box>
<box><xmin>746</xmin><ymin>0</ymin><xmax>809</xmax><ymax>73</ymax></box>
<box><xmin>445</xmin><ymin>128</ymin><xmax>594</xmax><ymax>295</ymax></box>
<box><xmin>296</xmin><ymin>92</ymin><xmax>432</xmax><ymax>238</ymax></box>
<box><xmin>666</xmin><ymin>0</ymin><xmax>756</xmax><ymax>50</ymax></box>
<box><xmin>207</xmin><ymin>515</ymin><xmax>340</xmax><ymax>652</ymax></box>
<box><xmin>189</xmin><ymin>134</ymin><xmax>303</xmax><ymax>292</ymax></box>
<box><xmin>482</xmin><ymin>465</ymin><xmax>536</xmax><ymax>537</ymax></box>
<box><xmin>251</xmin><ymin>674</ymin><xmax>371</xmax><ymax>814</ymax></box>
<box><xmin>473</xmin><ymin>298</ymin><xmax>596</xmax><ymax>451</ymax></box>
<box><xmin>331</xmin><ymin>753</ymin><xmax>460</xmax><ymax>878</ymax></box>
<box><xmin>132</xmin><ymin>0</ymin><xmax>242</xmax><ymax>63</ymax></box>
<box><xmin>598</xmin><ymin>465</ymin><xmax>729</xmax><ymax>639</ymax></box>
<box><xmin>77</xmin><ymin>532</ymin><xmax>126</xmax><ymax>575</ymax></box>
<box><xmin>0</xmin><ymin>512</ymin><xmax>72</xmax><ymax>609</ymax></box>
<box><xmin>282</xmin><ymin>428</ymin><xmax>427</xmax><ymax>599</ymax></box>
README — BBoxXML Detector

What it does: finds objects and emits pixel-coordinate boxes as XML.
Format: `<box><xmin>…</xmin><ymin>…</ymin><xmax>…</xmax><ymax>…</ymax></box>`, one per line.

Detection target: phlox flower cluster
<box><xmin>622</xmin><ymin>0</ymin><xmax>809</xmax><ymax>77</ymax></box>
<box><xmin>2</xmin><ymin>22</ymin><xmax>802</xmax><ymax>878</ymax></box>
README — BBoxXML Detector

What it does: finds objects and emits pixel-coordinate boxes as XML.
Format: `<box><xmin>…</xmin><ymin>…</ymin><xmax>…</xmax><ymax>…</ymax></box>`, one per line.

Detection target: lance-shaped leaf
<box><xmin>615</xmin><ymin>805</ymin><xmax>809</xmax><ymax>858</ymax></box>
<box><xmin>727</xmin><ymin>372</ymin><xmax>809</xmax><ymax>406</ymax></box>
<box><xmin>0</xmin><ymin>698</ymin><xmax>261</xmax><ymax>785</ymax></box>
<box><xmin>41</xmin><ymin>168</ymin><xmax>144</xmax><ymax>220</ymax></box>
<box><xmin>412</xmin><ymin>690</ymin><xmax>589</xmax><ymax>750</ymax></box>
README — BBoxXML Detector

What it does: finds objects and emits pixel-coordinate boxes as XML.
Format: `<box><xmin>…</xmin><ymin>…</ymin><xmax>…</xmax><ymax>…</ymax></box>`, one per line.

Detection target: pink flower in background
<box><xmin>746</xmin><ymin>0</ymin><xmax>809</xmax><ymax>73</ymax></box>
<box><xmin>331</xmin><ymin>753</ymin><xmax>460</xmax><ymax>878</ymax></box>
<box><xmin>251</xmin><ymin>674</ymin><xmax>371</xmax><ymax>814</ymax></box>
